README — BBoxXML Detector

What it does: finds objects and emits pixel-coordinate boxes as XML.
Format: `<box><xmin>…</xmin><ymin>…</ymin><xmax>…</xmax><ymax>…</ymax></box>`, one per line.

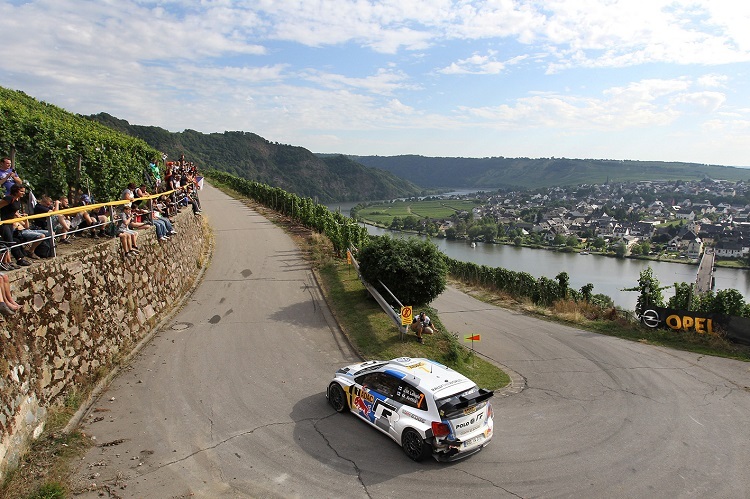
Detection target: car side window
<box><xmin>355</xmin><ymin>372</ymin><xmax>400</xmax><ymax>398</ymax></box>
<box><xmin>394</xmin><ymin>382</ymin><xmax>427</xmax><ymax>410</ymax></box>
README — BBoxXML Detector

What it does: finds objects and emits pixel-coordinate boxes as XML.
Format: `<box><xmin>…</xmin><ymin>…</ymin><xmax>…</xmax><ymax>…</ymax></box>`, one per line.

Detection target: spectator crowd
<box><xmin>0</xmin><ymin>153</ymin><xmax>204</xmax><ymax>318</ymax></box>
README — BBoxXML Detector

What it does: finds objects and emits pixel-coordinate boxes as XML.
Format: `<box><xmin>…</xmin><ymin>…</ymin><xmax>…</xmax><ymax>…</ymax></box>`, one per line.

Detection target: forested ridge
<box><xmin>348</xmin><ymin>154</ymin><xmax>750</xmax><ymax>190</ymax></box>
<box><xmin>86</xmin><ymin>113</ymin><xmax>421</xmax><ymax>203</ymax></box>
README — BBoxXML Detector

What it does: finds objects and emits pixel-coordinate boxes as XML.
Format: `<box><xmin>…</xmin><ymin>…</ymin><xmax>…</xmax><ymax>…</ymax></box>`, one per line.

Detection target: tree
<box><xmin>668</xmin><ymin>282</ymin><xmax>693</xmax><ymax>310</ymax></box>
<box><xmin>614</xmin><ymin>242</ymin><xmax>627</xmax><ymax>258</ymax></box>
<box><xmin>403</xmin><ymin>215</ymin><xmax>419</xmax><ymax>230</ymax></box>
<box><xmin>631</xmin><ymin>267</ymin><xmax>665</xmax><ymax>316</ymax></box>
<box><xmin>552</xmin><ymin>234</ymin><xmax>566</xmax><ymax>246</ymax></box>
<box><xmin>357</xmin><ymin>235</ymin><xmax>448</xmax><ymax>306</ymax></box>
<box><xmin>713</xmin><ymin>289</ymin><xmax>747</xmax><ymax>316</ymax></box>
<box><xmin>592</xmin><ymin>237</ymin><xmax>606</xmax><ymax>249</ymax></box>
<box><xmin>425</xmin><ymin>220</ymin><xmax>439</xmax><ymax>237</ymax></box>
<box><xmin>565</xmin><ymin>235</ymin><xmax>579</xmax><ymax>247</ymax></box>
<box><xmin>591</xmin><ymin>293</ymin><xmax>615</xmax><ymax>309</ymax></box>
<box><xmin>556</xmin><ymin>272</ymin><xmax>569</xmax><ymax>299</ymax></box>
<box><xmin>390</xmin><ymin>216</ymin><xmax>403</xmax><ymax>231</ymax></box>
<box><xmin>453</xmin><ymin>219</ymin><xmax>467</xmax><ymax>237</ymax></box>
<box><xmin>481</xmin><ymin>224</ymin><xmax>498</xmax><ymax>243</ymax></box>
<box><xmin>467</xmin><ymin>225</ymin><xmax>483</xmax><ymax>240</ymax></box>
<box><xmin>445</xmin><ymin>227</ymin><xmax>457</xmax><ymax>240</ymax></box>
<box><xmin>580</xmin><ymin>283</ymin><xmax>594</xmax><ymax>302</ymax></box>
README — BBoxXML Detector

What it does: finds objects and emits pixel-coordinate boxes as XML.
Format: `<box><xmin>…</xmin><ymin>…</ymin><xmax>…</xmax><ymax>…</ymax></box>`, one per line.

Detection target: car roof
<box><xmin>381</xmin><ymin>357</ymin><xmax>476</xmax><ymax>396</ymax></box>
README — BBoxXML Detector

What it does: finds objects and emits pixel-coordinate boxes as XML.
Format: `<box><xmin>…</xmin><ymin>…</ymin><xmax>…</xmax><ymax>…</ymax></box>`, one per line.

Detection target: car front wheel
<box><xmin>401</xmin><ymin>428</ymin><xmax>432</xmax><ymax>461</ymax></box>
<box><xmin>328</xmin><ymin>382</ymin><xmax>347</xmax><ymax>413</ymax></box>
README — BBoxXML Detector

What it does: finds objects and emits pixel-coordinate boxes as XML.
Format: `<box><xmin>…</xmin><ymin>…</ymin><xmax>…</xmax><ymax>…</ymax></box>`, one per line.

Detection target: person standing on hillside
<box><xmin>148</xmin><ymin>160</ymin><xmax>161</xmax><ymax>189</ymax></box>
<box><xmin>0</xmin><ymin>157</ymin><xmax>22</xmax><ymax>195</ymax></box>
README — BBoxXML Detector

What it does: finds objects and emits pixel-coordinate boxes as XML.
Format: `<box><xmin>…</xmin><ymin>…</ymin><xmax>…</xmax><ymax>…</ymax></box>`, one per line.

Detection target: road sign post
<box><xmin>400</xmin><ymin>306</ymin><xmax>413</xmax><ymax>342</ymax></box>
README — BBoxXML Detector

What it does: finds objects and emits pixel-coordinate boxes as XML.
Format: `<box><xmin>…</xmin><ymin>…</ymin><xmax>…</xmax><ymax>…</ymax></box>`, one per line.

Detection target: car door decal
<box><xmin>351</xmin><ymin>386</ymin><xmax>397</xmax><ymax>429</ymax></box>
<box><xmin>372</xmin><ymin>399</ymin><xmax>399</xmax><ymax>431</ymax></box>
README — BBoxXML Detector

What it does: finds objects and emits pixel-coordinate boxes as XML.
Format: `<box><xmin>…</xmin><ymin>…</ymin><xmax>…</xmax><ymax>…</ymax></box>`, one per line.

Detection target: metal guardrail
<box><xmin>348</xmin><ymin>248</ymin><xmax>410</xmax><ymax>341</ymax></box>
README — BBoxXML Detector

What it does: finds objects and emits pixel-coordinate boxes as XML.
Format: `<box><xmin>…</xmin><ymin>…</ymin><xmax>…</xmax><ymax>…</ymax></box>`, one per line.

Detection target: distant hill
<box><xmin>348</xmin><ymin>155</ymin><xmax>750</xmax><ymax>190</ymax></box>
<box><xmin>87</xmin><ymin>113</ymin><xmax>421</xmax><ymax>203</ymax></box>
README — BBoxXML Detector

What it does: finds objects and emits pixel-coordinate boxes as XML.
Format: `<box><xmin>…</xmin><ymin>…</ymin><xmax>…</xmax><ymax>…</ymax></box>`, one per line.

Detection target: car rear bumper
<box><xmin>434</xmin><ymin>440</ymin><xmax>490</xmax><ymax>462</ymax></box>
<box><xmin>432</xmin><ymin>429</ymin><xmax>493</xmax><ymax>462</ymax></box>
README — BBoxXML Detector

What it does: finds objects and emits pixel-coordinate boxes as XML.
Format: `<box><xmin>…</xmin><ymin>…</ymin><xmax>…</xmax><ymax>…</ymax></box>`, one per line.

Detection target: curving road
<box><xmin>73</xmin><ymin>184</ymin><xmax>750</xmax><ymax>498</ymax></box>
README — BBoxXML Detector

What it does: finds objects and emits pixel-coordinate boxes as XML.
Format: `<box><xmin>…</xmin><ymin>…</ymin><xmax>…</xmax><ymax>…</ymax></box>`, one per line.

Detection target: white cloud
<box><xmin>438</xmin><ymin>53</ymin><xmax>527</xmax><ymax>75</ymax></box>
<box><xmin>697</xmin><ymin>74</ymin><xmax>728</xmax><ymax>89</ymax></box>
<box><xmin>1</xmin><ymin>1</ymin><xmax>750</xmax><ymax>166</ymax></box>
<box><xmin>457</xmin><ymin>77</ymin><xmax>720</xmax><ymax>131</ymax></box>
<box><xmin>537</xmin><ymin>1</ymin><xmax>750</xmax><ymax>71</ymax></box>
<box><xmin>672</xmin><ymin>91</ymin><xmax>726</xmax><ymax>113</ymax></box>
<box><xmin>302</xmin><ymin>68</ymin><xmax>418</xmax><ymax>95</ymax></box>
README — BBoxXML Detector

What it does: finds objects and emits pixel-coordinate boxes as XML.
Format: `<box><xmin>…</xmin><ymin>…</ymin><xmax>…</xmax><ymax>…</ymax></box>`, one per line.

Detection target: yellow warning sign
<box><xmin>401</xmin><ymin>306</ymin><xmax>413</xmax><ymax>326</ymax></box>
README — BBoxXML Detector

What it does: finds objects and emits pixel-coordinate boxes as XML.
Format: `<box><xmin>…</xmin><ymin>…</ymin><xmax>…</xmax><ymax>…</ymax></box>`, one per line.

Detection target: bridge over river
<box><xmin>695</xmin><ymin>249</ymin><xmax>716</xmax><ymax>295</ymax></box>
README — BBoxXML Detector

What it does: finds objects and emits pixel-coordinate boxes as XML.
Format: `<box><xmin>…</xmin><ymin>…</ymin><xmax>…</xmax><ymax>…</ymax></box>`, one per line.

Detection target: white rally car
<box><xmin>327</xmin><ymin>357</ymin><xmax>494</xmax><ymax>461</ymax></box>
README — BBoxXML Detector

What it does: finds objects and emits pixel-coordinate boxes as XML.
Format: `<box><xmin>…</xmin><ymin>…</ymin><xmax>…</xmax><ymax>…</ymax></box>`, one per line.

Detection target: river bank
<box><xmin>353</xmin><ymin>219</ymin><xmax>750</xmax><ymax>312</ymax></box>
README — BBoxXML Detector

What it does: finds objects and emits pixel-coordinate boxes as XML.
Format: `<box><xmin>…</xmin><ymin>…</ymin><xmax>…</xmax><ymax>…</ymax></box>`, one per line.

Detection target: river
<box><xmin>327</xmin><ymin>202</ymin><xmax>750</xmax><ymax>312</ymax></box>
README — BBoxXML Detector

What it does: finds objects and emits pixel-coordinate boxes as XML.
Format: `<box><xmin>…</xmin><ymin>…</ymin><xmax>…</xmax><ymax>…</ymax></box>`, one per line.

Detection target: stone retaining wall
<box><xmin>0</xmin><ymin>210</ymin><xmax>211</xmax><ymax>479</ymax></box>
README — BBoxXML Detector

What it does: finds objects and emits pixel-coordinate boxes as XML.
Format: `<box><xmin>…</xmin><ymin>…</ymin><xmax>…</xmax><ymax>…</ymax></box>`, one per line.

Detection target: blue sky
<box><xmin>1</xmin><ymin>0</ymin><xmax>749</xmax><ymax>167</ymax></box>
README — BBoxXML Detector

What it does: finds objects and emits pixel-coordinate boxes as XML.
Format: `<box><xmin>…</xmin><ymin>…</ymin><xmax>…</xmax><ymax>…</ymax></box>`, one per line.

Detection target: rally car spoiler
<box><xmin>438</xmin><ymin>388</ymin><xmax>494</xmax><ymax>414</ymax></box>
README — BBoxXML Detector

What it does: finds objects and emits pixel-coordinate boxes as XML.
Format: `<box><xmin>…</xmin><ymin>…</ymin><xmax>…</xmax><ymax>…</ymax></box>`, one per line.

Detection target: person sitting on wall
<box><xmin>0</xmin><ymin>271</ymin><xmax>20</xmax><ymax>316</ymax></box>
<box><xmin>12</xmin><ymin>209</ymin><xmax>49</xmax><ymax>259</ymax></box>
<box><xmin>132</xmin><ymin>182</ymin><xmax>155</xmax><ymax>225</ymax></box>
<box><xmin>177</xmin><ymin>183</ymin><xmax>202</xmax><ymax>215</ymax></box>
<box><xmin>0</xmin><ymin>244</ymin><xmax>20</xmax><ymax>270</ymax></box>
<box><xmin>77</xmin><ymin>194</ymin><xmax>107</xmax><ymax>238</ymax></box>
<box><xmin>147</xmin><ymin>198</ymin><xmax>176</xmax><ymax>242</ymax></box>
<box><xmin>152</xmin><ymin>212</ymin><xmax>173</xmax><ymax>242</ymax></box>
<box><xmin>156</xmin><ymin>193</ymin><xmax>177</xmax><ymax>218</ymax></box>
<box><xmin>56</xmin><ymin>196</ymin><xmax>74</xmax><ymax>240</ymax></box>
<box><xmin>0</xmin><ymin>184</ymin><xmax>33</xmax><ymax>266</ymax></box>
<box><xmin>133</xmin><ymin>182</ymin><xmax>149</xmax><ymax>206</ymax></box>
<box><xmin>121</xmin><ymin>182</ymin><xmax>136</xmax><ymax>203</ymax></box>
<box><xmin>117</xmin><ymin>203</ymin><xmax>139</xmax><ymax>257</ymax></box>
<box><xmin>33</xmin><ymin>194</ymin><xmax>71</xmax><ymax>244</ymax></box>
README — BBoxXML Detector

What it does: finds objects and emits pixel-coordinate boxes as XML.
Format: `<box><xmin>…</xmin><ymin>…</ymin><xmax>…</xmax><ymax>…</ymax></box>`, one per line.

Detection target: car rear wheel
<box><xmin>328</xmin><ymin>383</ymin><xmax>347</xmax><ymax>413</ymax></box>
<box><xmin>401</xmin><ymin>428</ymin><xmax>432</xmax><ymax>461</ymax></box>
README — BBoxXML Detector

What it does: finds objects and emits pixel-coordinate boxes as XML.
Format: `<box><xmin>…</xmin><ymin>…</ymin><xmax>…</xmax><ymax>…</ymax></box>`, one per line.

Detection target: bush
<box><xmin>357</xmin><ymin>235</ymin><xmax>447</xmax><ymax>306</ymax></box>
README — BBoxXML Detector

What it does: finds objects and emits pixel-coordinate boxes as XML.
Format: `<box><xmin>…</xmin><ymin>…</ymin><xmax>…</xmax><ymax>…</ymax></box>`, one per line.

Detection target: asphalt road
<box><xmin>72</xmin><ymin>183</ymin><xmax>750</xmax><ymax>498</ymax></box>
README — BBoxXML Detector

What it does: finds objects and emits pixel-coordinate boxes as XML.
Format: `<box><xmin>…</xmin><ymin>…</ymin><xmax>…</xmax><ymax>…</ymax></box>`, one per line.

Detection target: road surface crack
<box><xmin>453</xmin><ymin>467</ymin><xmax>524</xmax><ymax>497</ymax></box>
<box><xmin>313</xmin><ymin>413</ymin><xmax>373</xmax><ymax>499</ymax></box>
<box><xmin>135</xmin><ymin>421</ymin><xmax>292</xmax><ymax>477</ymax></box>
